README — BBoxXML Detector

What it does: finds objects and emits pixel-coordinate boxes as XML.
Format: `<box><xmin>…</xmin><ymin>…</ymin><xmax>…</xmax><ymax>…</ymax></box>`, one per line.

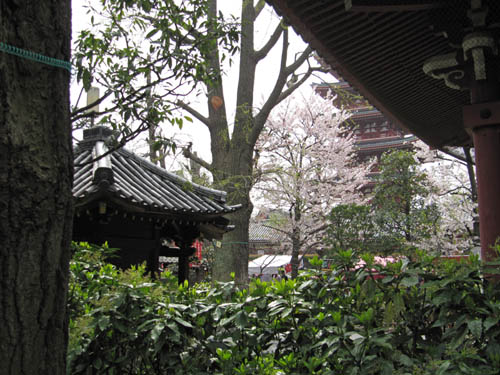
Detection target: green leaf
<box><xmin>82</xmin><ymin>69</ymin><xmax>92</xmax><ymax>91</ymax></box>
<box><xmin>370</xmin><ymin>335</ymin><xmax>393</xmax><ymax>350</ymax></box>
<box><xmin>97</xmin><ymin>315</ymin><xmax>110</xmax><ymax>331</ymax></box>
<box><xmin>173</xmin><ymin>317</ymin><xmax>193</xmax><ymax>329</ymax></box>
<box><xmin>168</xmin><ymin>303</ymin><xmax>189</xmax><ymax>312</ymax></box>
<box><xmin>449</xmin><ymin>326</ymin><xmax>468</xmax><ymax>349</ymax></box>
<box><xmin>281</xmin><ymin>307</ymin><xmax>293</xmax><ymax>319</ymax></box>
<box><xmin>93</xmin><ymin>358</ymin><xmax>102</xmax><ymax>370</ymax></box>
<box><xmin>151</xmin><ymin>322</ymin><xmax>165</xmax><ymax>342</ymax></box>
<box><xmin>400</xmin><ymin>275</ymin><xmax>419</xmax><ymax>287</ymax></box>
<box><xmin>234</xmin><ymin>310</ymin><xmax>248</xmax><ymax>329</ymax></box>
<box><xmin>220</xmin><ymin>314</ymin><xmax>237</xmax><ymax>327</ymax></box>
<box><xmin>436</xmin><ymin>360</ymin><xmax>451</xmax><ymax>375</ymax></box>
<box><xmin>146</xmin><ymin>28</ymin><xmax>158</xmax><ymax>38</ymax></box>
<box><xmin>396</xmin><ymin>353</ymin><xmax>413</xmax><ymax>367</ymax></box>
<box><xmin>467</xmin><ymin>319</ymin><xmax>482</xmax><ymax>339</ymax></box>
<box><xmin>484</xmin><ymin>316</ymin><xmax>499</xmax><ymax>332</ymax></box>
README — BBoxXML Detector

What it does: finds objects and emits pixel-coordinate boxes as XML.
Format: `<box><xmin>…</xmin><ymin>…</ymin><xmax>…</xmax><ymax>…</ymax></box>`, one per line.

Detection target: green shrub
<box><xmin>68</xmin><ymin>243</ymin><xmax>500</xmax><ymax>374</ymax></box>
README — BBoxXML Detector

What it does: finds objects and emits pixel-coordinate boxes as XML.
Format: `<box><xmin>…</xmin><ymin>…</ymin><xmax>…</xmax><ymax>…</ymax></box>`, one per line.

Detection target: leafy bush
<box><xmin>68</xmin><ymin>243</ymin><xmax>500</xmax><ymax>374</ymax></box>
<box><xmin>326</xmin><ymin>204</ymin><xmax>383</xmax><ymax>255</ymax></box>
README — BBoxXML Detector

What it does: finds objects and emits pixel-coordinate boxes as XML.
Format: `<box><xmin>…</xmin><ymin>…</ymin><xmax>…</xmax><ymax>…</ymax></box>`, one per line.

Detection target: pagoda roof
<box><xmin>350</xmin><ymin>108</ymin><xmax>383</xmax><ymax>118</ymax></box>
<box><xmin>73</xmin><ymin>127</ymin><xmax>240</xmax><ymax>219</ymax></box>
<box><xmin>266</xmin><ymin>0</ymin><xmax>500</xmax><ymax>148</ymax></box>
<box><xmin>356</xmin><ymin>135</ymin><xmax>417</xmax><ymax>152</ymax></box>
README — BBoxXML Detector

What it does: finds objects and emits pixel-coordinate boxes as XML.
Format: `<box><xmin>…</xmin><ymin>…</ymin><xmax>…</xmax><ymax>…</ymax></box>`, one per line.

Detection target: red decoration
<box><xmin>193</xmin><ymin>240</ymin><xmax>202</xmax><ymax>260</ymax></box>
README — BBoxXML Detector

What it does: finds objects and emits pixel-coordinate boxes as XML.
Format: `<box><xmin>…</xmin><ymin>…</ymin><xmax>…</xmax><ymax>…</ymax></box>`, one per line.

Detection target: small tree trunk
<box><xmin>290</xmin><ymin>229</ymin><xmax>301</xmax><ymax>279</ymax></box>
<box><xmin>464</xmin><ymin>146</ymin><xmax>479</xmax><ymax>239</ymax></box>
<box><xmin>0</xmin><ymin>2</ymin><xmax>73</xmax><ymax>374</ymax></box>
<box><xmin>290</xmin><ymin>202</ymin><xmax>302</xmax><ymax>279</ymax></box>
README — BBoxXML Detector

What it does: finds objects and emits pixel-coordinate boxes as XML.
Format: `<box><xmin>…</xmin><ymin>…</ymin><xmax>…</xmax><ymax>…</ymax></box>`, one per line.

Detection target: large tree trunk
<box><xmin>0</xmin><ymin>2</ymin><xmax>73</xmax><ymax>374</ymax></box>
<box><xmin>210</xmin><ymin>0</ymin><xmax>257</xmax><ymax>285</ymax></box>
<box><xmin>213</xmin><ymin>198</ymin><xmax>253</xmax><ymax>285</ymax></box>
<box><xmin>186</xmin><ymin>0</ymin><xmax>312</xmax><ymax>284</ymax></box>
<box><xmin>212</xmin><ymin>143</ymin><xmax>255</xmax><ymax>285</ymax></box>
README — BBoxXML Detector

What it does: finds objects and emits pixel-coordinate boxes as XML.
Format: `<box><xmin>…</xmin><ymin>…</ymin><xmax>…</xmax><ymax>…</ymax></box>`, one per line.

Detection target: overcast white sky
<box><xmin>71</xmin><ymin>0</ymin><xmax>333</xmax><ymax>165</ymax></box>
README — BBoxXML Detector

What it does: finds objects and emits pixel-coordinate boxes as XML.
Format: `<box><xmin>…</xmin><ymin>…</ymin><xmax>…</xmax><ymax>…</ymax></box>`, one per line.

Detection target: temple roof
<box><xmin>73</xmin><ymin>127</ymin><xmax>240</xmax><ymax>219</ymax></box>
<box><xmin>357</xmin><ymin>135</ymin><xmax>417</xmax><ymax>150</ymax></box>
<box><xmin>266</xmin><ymin>0</ymin><xmax>500</xmax><ymax>149</ymax></box>
<box><xmin>249</xmin><ymin>222</ymin><xmax>287</xmax><ymax>244</ymax></box>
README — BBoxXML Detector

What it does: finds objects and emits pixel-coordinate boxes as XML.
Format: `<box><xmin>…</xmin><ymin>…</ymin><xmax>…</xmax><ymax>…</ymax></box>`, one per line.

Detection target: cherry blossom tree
<box><xmin>253</xmin><ymin>93</ymin><xmax>373</xmax><ymax>277</ymax></box>
<box><xmin>179</xmin><ymin>1</ymin><xmax>328</xmax><ymax>284</ymax></box>
<box><xmin>414</xmin><ymin>141</ymin><xmax>477</xmax><ymax>254</ymax></box>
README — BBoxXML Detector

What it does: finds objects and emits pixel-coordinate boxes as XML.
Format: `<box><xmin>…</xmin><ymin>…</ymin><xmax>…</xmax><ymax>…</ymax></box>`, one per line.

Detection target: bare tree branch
<box><xmin>276</xmin><ymin>68</ymin><xmax>315</xmax><ymax>104</ymax></box>
<box><xmin>71</xmin><ymin>64</ymin><xmax>184</xmax><ymax>122</ymax></box>
<box><xmin>438</xmin><ymin>146</ymin><xmax>472</xmax><ymax>165</ymax></box>
<box><xmin>182</xmin><ymin>146</ymin><xmax>213</xmax><ymax>172</ymax></box>
<box><xmin>285</xmin><ymin>45</ymin><xmax>313</xmax><ymax>75</ymax></box>
<box><xmin>261</xmin><ymin>224</ymin><xmax>292</xmax><ymax>237</ymax></box>
<box><xmin>251</xmin><ymin>29</ymin><xmax>289</xmax><ymax>143</ymax></box>
<box><xmin>70</xmin><ymin>90</ymin><xmax>114</xmax><ymax>119</ymax></box>
<box><xmin>464</xmin><ymin>146</ymin><xmax>478</xmax><ymax>204</ymax></box>
<box><xmin>177</xmin><ymin>100</ymin><xmax>211</xmax><ymax>127</ymax></box>
<box><xmin>254</xmin><ymin>22</ymin><xmax>284</xmax><ymax>62</ymax></box>
<box><xmin>253</xmin><ymin>166</ymin><xmax>284</xmax><ymax>182</ymax></box>
<box><xmin>254</xmin><ymin>0</ymin><xmax>266</xmax><ymax>19</ymax></box>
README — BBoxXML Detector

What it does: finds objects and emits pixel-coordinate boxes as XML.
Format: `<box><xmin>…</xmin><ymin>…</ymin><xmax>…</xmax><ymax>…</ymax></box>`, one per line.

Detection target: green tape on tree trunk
<box><xmin>0</xmin><ymin>42</ymin><xmax>72</xmax><ymax>72</ymax></box>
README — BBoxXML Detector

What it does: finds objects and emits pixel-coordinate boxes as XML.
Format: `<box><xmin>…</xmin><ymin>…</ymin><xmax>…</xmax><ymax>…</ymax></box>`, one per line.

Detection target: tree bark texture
<box><xmin>290</xmin><ymin>229</ymin><xmax>301</xmax><ymax>280</ymax></box>
<box><xmin>211</xmin><ymin>133</ymin><xmax>255</xmax><ymax>284</ymax></box>
<box><xmin>209</xmin><ymin>0</ymin><xmax>258</xmax><ymax>285</ymax></box>
<box><xmin>199</xmin><ymin>0</ymin><xmax>310</xmax><ymax>284</ymax></box>
<box><xmin>0</xmin><ymin>1</ymin><xmax>73</xmax><ymax>374</ymax></box>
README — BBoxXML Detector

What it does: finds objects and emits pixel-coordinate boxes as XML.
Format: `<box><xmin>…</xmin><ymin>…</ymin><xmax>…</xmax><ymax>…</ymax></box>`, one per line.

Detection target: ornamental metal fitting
<box><xmin>422</xmin><ymin>0</ymin><xmax>498</xmax><ymax>90</ymax></box>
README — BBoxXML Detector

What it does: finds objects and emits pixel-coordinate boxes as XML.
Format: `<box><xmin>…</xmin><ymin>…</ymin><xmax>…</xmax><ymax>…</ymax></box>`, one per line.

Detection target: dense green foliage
<box><xmin>372</xmin><ymin>150</ymin><xmax>440</xmax><ymax>248</ymax></box>
<box><xmin>326</xmin><ymin>204</ymin><xmax>379</xmax><ymax>255</ymax></box>
<box><xmin>326</xmin><ymin>150</ymin><xmax>442</xmax><ymax>256</ymax></box>
<box><xmin>68</xmin><ymin>243</ymin><xmax>500</xmax><ymax>374</ymax></box>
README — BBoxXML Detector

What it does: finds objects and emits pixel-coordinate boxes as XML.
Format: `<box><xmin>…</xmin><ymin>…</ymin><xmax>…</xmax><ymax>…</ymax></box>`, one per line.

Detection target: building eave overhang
<box><xmin>265</xmin><ymin>0</ymin><xmax>491</xmax><ymax>148</ymax></box>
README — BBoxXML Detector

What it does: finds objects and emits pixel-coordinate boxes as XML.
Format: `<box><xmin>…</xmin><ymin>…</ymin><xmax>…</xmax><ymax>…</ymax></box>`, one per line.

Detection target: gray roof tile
<box><xmin>249</xmin><ymin>222</ymin><xmax>288</xmax><ymax>243</ymax></box>
<box><xmin>73</xmin><ymin>131</ymin><xmax>240</xmax><ymax>217</ymax></box>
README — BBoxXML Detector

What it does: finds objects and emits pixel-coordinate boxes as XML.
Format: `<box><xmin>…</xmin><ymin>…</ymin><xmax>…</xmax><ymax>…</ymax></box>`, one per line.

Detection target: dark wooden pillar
<box><xmin>471</xmin><ymin>124</ymin><xmax>500</xmax><ymax>261</ymax></box>
<box><xmin>465</xmin><ymin>62</ymin><xmax>500</xmax><ymax>261</ymax></box>
<box><xmin>178</xmin><ymin>255</ymin><xmax>189</xmax><ymax>285</ymax></box>
<box><xmin>178</xmin><ymin>243</ymin><xmax>195</xmax><ymax>285</ymax></box>
<box><xmin>148</xmin><ymin>226</ymin><xmax>161</xmax><ymax>279</ymax></box>
<box><xmin>423</xmin><ymin>1</ymin><xmax>500</xmax><ymax>264</ymax></box>
<box><xmin>464</xmin><ymin>99</ymin><xmax>500</xmax><ymax>262</ymax></box>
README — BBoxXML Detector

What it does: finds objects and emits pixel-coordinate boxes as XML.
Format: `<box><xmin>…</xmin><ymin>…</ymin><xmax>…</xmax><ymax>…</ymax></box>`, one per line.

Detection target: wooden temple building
<box><xmin>73</xmin><ymin>126</ymin><xmax>240</xmax><ymax>283</ymax></box>
<box><xmin>266</xmin><ymin>0</ymin><xmax>500</xmax><ymax>263</ymax></box>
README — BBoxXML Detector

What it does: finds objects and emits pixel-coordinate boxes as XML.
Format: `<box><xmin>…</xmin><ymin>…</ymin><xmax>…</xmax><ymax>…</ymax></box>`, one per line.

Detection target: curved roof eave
<box><xmin>266</xmin><ymin>0</ymin><xmax>477</xmax><ymax>148</ymax></box>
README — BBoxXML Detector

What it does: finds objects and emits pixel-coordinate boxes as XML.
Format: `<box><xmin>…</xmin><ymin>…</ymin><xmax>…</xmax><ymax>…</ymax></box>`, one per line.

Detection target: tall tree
<box><xmin>372</xmin><ymin>150</ymin><xmax>441</xmax><ymax>253</ymax></box>
<box><xmin>253</xmin><ymin>93</ymin><xmax>371</xmax><ymax>278</ymax></box>
<box><xmin>180</xmin><ymin>1</ymin><xmax>325</xmax><ymax>283</ymax></box>
<box><xmin>72</xmin><ymin>0</ymin><xmax>239</xmax><ymax>156</ymax></box>
<box><xmin>414</xmin><ymin>142</ymin><xmax>477</xmax><ymax>253</ymax></box>
<box><xmin>0</xmin><ymin>1</ymin><xmax>73</xmax><ymax>374</ymax></box>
